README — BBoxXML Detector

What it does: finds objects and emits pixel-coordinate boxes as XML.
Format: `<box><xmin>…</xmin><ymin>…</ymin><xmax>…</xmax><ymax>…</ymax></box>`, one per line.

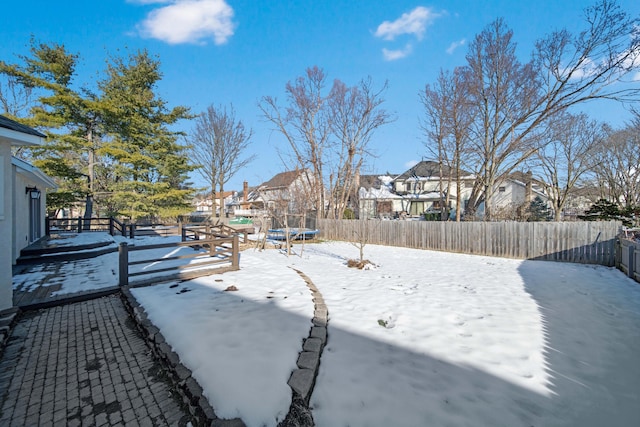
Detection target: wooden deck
<box><xmin>12</xmin><ymin>236</ymin><xmax>120</xmax><ymax>310</ymax></box>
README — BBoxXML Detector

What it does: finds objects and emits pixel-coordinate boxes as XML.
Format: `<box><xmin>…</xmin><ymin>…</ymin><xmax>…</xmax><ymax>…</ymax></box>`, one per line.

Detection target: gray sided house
<box><xmin>0</xmin><ymin>115</ymin><xmax>55</xmax><ymax>312</ymax></box>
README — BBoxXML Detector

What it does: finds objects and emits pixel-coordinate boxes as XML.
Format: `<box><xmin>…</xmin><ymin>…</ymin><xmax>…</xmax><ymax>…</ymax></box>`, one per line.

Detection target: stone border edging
<box><xmin>0</xmin><ymin>307</ymin><xmax>20</xmax><ymax>359</ymax></box>
<box><xmin>119</xmin><ymin>286</ymin><xmax>245</xmax><ymax>427</ymax></box>
<box><xmin>279</xmin><ymin>268</ymin><xmax>329</xmax><ymax>427</ymax></box>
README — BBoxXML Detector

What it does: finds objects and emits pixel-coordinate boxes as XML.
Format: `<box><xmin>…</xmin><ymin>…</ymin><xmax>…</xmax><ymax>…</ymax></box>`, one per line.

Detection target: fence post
<box><xmin>209</xmin><ymin>238</ymin><xmax>216</xmax><ymax>257</ymax></box>
<box><xmin>77</xmin><ymin>217</ymin><xmax>83</xmax><ymax>233</ymax></box>
<box><xmin>129</xmin><ymin>224</ymin><xmax>135</xmax><ymax>239</ymax></box>
<box><xmin>45</xmin><ymin>217</ymin><xmax>51</xmax><ymax>236</ymax></box>
<box><xmin>232</xmin><ymin>234</ymin><xmax>239</xmax><ymax>269</ymax></box>
<box><xmin>109</xmin><ymin>218</ymin><xmax>114</xmax><ymax>236</ymax></box>
<box><xmin>181</xmin><ymin>226</ymin><xmax>187</xmax><ymax>242</ymax></box>
<box><xmin>628</xmin><ymin>245</ymin><xmax>635</xmax><ymax>279</ymax></box>
<box><xmin>118</xmin><ymin>242</ymin><xmax>129</xmax><ymax>287</ymax></box>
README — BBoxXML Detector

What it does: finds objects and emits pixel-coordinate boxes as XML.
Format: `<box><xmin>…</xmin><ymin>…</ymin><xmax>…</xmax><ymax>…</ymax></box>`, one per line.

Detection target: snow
<box><xmin>13</xmin><ymin>233</ymin><xmax>640</xmax><ymax>426</ymax></box>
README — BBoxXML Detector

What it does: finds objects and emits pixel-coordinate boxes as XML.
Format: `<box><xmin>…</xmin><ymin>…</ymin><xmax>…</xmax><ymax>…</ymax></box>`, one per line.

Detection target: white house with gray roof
<box><xmin>0</xmin><ymin>115</ymin><xmax>55</xmax><ymax>313</ymax></box>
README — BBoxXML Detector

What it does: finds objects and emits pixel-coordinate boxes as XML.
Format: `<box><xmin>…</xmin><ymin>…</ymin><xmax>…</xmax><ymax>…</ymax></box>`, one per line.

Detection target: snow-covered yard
<box><xmin>14</xmin><ymin>234</ymin><xmax>640</xmax><ymax>426</ymax></box>
<box><xmin>133</xmin><ymin>240</ymin><xmax>640</xmax><ymax>427</ymax></box>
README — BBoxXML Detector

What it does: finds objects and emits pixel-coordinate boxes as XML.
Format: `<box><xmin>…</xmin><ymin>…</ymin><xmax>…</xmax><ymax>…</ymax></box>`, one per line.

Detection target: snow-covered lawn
<box><xmin>15</xmin><ymin>233</ymin><xmax>640</xmax><ymax>426</ymax></box>
<box><xmin>132</xmin><ymin>240</ymin><xmax>640</xmax><ymax>427</ymax></box>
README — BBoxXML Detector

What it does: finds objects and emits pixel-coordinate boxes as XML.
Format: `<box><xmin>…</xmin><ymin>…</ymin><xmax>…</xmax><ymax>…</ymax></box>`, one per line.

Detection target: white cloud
<box><xmin>382</xmin><ymin>44</ymin><xmax>413</xmax><ymax>61</ymax></box>
<box><xmin>375</xmin><ymin>6</ymin><xmax>440</xmax><ymax>41</ymax></box>
<box><xmin>446</xmin><ymin>38</ymin><xmax>465</xmax><ymax>54</ymax></box>
<box><xmin>136</xmin><ymin>0</ymin><xmax>236</xmax><ymax>45</ymax></box>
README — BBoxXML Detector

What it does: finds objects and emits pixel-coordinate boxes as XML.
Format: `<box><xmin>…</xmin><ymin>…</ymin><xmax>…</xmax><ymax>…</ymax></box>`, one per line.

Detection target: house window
<box><xmin>405</xmin><ymin>182</ymin><xmax>411</xmax><ymax>192</ymax></box>
<box><xmin>499</xmin><ymin>186</ymin><xmax>506</xmax><ymax>192</ymax></box>
<box><xmin>409</xmin><ymin>201</ymin><xmax>424</xmax><ymax>216</ymax></box>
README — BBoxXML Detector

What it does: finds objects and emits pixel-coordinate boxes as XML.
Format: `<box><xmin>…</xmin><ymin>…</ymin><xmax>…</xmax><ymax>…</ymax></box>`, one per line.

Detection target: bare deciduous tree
<box><xmin>260</xmin><ymin>66</ymin><xmax>330</xmax><ymax>217</ymax></box>
<box><xmin>0</xmin><ymin>75</ymin><xmax>35</xmax><ymax>118</ymax></box>
<box><xmin>589</xmin><ymin>117</ymin><xmax>640</xmax><ymax>207</ymax></box>
<box><xmin>439</xmin><ymin>1</ymin><xmax>639</xmax><ymax>220</ymax></box>
<box><xmin>533</xmin><ymin>112</ymin><xmax>604</xmax><ymax>220</ymax></box>
<box><xmin>328</xmin><ymin>78</ymin><xmax>394</xmax><ymax>219</ymax></box>
<box><xmin>463</xmin><ymin>18</ymin><xmax>546</xmax><ymax>220</ymax></box>
<box><xmin>421</xmin><ymin>67</ymin><xmax>475</xmax><ymax>221</ymax></box>
<box><xmin>260</xmin><ymin>66</ymin><xmax>392</xmax><ymax>219</ymax></box>
<box><xmin>189</xmin><ymin>104</ymin><xmax>255</xmax><ymax>217</ymax></box>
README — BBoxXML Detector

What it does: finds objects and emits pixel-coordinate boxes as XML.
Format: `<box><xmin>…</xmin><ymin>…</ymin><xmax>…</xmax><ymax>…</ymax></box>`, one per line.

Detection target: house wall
<box><xmin>492</xmin><ymin>182</ymin><xmax>524</xmax><ymax>208</ymax></box>
<box><xmin>0</xmin><ymin>145</ymin><xmax>12</xmax><ymax>311</ymax></box>
<box><xmin>12</xmin><ymin>169</ymin><xmax>48</xmax><ymax>264</ymax></box>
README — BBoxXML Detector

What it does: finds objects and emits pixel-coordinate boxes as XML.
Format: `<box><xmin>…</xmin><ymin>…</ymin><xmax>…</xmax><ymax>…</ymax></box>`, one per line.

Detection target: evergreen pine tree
<box><xmin>528</xmin><ymin>196</ymin><xmax>551</xmax><ymax>222</ymax></box>
<box><xmin>99</xmin><ymin>50</ymin><xmax>194</xmax><ymax>221</ymax></box>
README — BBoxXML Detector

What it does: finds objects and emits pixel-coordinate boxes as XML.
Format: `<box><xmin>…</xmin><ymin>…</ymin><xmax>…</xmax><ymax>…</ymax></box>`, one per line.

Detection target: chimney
<box><xmin>525</xmin><ymin>171</ymin><xmax>533</xmax><ymax>204</ymax></box>
<box><xmin>243</xmin><ymin>181</ymin><xmax>248</xmax><ymax>202</ymax></box>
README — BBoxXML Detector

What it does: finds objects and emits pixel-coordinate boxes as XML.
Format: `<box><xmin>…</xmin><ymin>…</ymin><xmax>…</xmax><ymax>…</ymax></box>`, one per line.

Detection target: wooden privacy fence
<box><xmin>118</xmin><ymin>234</ymin><xmax>239</xmax><ymax>287</ymax></box>
<box><xmin>617</xmin><ymin>239</ymin><xmax>640</xmax><ymax>282</ymax></box>
<box><xmin>317</xmin><ymin>219</ymin><xmax>621</xmax><ymax>266</ymax></box>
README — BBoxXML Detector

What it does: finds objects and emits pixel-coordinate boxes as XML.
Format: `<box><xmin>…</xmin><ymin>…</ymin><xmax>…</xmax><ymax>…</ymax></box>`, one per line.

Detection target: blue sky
<box><xmin>2</xmin><ymin>0</ymin><xmax>639</xmax><ymax>192</ymax></box>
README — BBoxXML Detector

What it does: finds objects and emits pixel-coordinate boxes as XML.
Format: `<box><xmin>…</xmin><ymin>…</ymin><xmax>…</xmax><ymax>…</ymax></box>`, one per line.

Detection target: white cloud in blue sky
<box><xmin>382</xmin><ymin>44</ymin><xmax>413</xmax><ymax>61</ymax></box>
<box><xmin>135</xmin><ymin>0</ymin><xmax>236</xmax><ymax>45</ymax></box>
<box><xmin>375</xmin><ymin>6</ymin><xmax>439</xmax><ymax>41</ymax></box>
<box><xmin>375</xmin><ymin>6</ymin><xmax>442</xmax><ymax>61</ymax></box>
<box><xmin>446</xmin><ymin>38</ymin><xmax>466</xmax><ymax>54</ymax></box>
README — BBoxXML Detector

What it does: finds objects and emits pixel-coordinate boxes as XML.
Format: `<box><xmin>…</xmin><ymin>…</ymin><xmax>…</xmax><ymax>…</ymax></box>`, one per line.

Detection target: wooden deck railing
<box><xmin>118</xmin><ymin>234</ymin><xmax>239</xmax><ymax>287</ymax></box>
<box><xmin>47</xmin><ymin>217</ymin><xmax>250</xmax><ymax>242</ymax></box>
<box><xmin>182</xmin><ymin>223</ymin><xmax>248</xmax><ymax>243</ymax></box>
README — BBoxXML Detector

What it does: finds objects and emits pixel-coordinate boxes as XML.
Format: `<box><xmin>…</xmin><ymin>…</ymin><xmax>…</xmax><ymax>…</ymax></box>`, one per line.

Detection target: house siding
<box><xmin>0</xmin><ymin>146</ymin><xmax>12</xmax><ymax>311</ymax></box>
<box><xmin>12</xmin><ymin>168</ymin><xmax>49</xmax><ymax>264</ymax></box>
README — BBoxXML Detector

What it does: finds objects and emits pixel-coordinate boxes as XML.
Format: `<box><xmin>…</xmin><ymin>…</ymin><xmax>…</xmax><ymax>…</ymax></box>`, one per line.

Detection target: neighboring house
<box><xmin>0</xmin><ymin>115</ymin><xmax>51</xmax><ymax>312</ymax></box>
<box><xmin>358</xmin><ymin>160</ymin><xmax>476</xmax><ymax>219</ymax></box>
<box><xmin>357</xmin><ymin>174</ymin><xmax>401</xmax><ymax>219</ymax></box>
<box><xmin>246</xmin><ymin>169</ymin><xmax>315</xmax><ymax>216</ymax></box>
<box><xmin>392</xmin><ymin>161</ymin><xmax>476</xmax><ymax>217</ymax></box>
<box><xmin>490</xmin><ymin>171</ymin><xmax>548</xmax><ymax>220</ymax></box>
<box><xmin>560</xmin><ymin>186</ymin><xmax>600</xmax><ymax>220</ymax></box>
<box><xmin>357</xmin><ymin>160</ymin><xmax>550</xmax><ymax>220</ymax></box>
<box><xmin>193</xmin><ymin>191</ymin><xmax>237</xmax><ymax>214</ymax></box>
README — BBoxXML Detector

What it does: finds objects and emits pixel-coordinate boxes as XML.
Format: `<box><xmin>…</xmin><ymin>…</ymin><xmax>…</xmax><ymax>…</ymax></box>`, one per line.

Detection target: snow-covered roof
<box><xmin>358</xmin><ymin>175</ymin><xmax>400</xmax><ymax>199</ymax></box>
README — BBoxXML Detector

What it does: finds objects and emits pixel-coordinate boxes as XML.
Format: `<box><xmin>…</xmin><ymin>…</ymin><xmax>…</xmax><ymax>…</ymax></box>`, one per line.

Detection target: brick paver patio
<box><xmin>0</xmin><ymin>295</ymin><xmax>192</xmax><ymax>426</ymax></box>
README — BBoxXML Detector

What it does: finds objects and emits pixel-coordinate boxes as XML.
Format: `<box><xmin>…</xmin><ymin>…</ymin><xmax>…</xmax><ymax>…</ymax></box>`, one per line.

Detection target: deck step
<box><xmin>17</xmin><ymin>243</ymin><xmax>117</xmax><ymax>265</ymax></box>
